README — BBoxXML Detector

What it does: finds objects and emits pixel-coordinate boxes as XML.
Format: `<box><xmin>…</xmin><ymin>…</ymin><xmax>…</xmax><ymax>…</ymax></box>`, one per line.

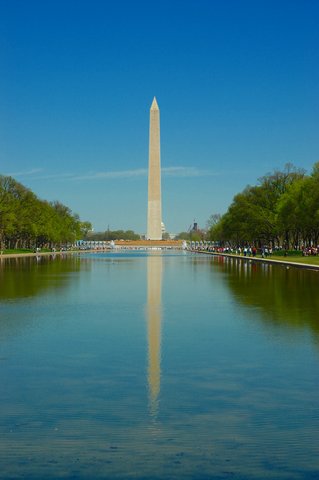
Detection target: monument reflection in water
<box><xmin>146</xmin><ymin>253</ymin><xmax>162</xmax><ymax>418</ymax></box>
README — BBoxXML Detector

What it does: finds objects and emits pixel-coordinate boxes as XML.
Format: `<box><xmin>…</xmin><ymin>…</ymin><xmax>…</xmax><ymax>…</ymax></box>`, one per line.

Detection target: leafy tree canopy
<box><xmin>0</xmin><ymin>175</ymin><xmax>91</xmax><ymax>250</ymax></box>
<box><xmin>207</xmin><ymin>163</ymin><xmax>318</xmax><ymax>248</ymax></box>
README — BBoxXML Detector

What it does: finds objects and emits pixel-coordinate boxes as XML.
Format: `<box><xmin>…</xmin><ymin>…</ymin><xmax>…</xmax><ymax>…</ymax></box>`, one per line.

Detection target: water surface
<box><xmin>0</xmin><ymin>252</ymin><xmax>319</xmax><ymax>479</ymax></box>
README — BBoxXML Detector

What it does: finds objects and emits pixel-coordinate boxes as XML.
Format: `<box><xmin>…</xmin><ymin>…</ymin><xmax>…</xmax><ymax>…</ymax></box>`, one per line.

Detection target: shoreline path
<box><xmin>193</xmin><ymin>250</ymin><xmax>319</xmax><ymax>271</ymax></box>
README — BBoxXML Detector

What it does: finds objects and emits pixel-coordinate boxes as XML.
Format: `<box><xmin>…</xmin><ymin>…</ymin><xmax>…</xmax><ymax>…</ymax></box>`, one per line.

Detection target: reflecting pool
<box><xmin>0</xmin><ymin>252</ymin><xmax>319</xmax><ymax>479</ymax></box>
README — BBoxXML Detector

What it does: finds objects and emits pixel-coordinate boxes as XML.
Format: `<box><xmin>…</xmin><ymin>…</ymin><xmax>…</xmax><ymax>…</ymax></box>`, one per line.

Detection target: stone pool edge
<box><xmin>193</xmin><ymin>250</ymin><xmax>319</xmax><ymax>271</ymax></box>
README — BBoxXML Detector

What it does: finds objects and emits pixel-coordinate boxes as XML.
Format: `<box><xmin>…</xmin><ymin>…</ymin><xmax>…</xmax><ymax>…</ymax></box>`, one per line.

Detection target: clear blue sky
<box><xmin>1</xmin><ymin>0</ymin><xmax>318</xmax><ymax>234</ymax></box>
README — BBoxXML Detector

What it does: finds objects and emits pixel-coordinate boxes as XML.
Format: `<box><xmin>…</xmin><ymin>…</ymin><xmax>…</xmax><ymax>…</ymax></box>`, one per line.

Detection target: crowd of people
<box><xmin>190</xmin><ymin>245</ymin><xmax>272</xmax><ymax>257</ymax></box>
<box><xmin>188</xmin><ymin>243</ymin><xmax>319</xmax><ymax>258</ymax></box>
<box><xmin>302</xmin><ymin>246</ymin><xmax>319</xmax><ymax>256</ymax></box>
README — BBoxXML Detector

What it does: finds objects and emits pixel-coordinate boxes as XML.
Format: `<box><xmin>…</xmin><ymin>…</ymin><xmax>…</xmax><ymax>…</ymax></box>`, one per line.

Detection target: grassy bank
<box><xmin>1</xmin><ymin>248</ymin><xmax>33</xmax><ymax>254</ymax></box>
<box><xmin>1</xmin><ymin>248</ymin><xmax>53</xmax><ymax>255</ymax></box>
<box><xmin>270</xmin><ymin>255</ymin><xmax>319</xmax><ymax>265</ymax></box>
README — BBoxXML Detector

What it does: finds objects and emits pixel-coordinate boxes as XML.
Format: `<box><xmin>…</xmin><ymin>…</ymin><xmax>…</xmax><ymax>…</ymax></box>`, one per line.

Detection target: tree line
<box><xmin>208</xmin><ymin>162</ymin><xmax>319</xmax><ymax>248</ymax></box>
<box><xmin>84</xmin><ymin>230</ymin><xmax>140</xmax><ymax>241</ymax></box>
<box><xmin>0</xmin><ymin>175</ymin><xmax>91</xmax><ymax>250</ymax></box>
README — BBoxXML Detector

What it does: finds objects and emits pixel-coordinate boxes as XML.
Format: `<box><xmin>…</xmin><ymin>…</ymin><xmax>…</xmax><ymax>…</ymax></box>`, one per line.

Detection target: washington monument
<box><xmin>147</xmin><ymin>97</ymin><xmax>162</xmax><ymax>240</ymax></box>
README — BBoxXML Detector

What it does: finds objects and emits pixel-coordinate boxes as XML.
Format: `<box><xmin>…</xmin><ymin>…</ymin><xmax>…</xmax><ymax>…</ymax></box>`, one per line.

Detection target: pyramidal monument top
<box><xmin>150</xmin><ymin>97</ymin><xmax>159</xmax><ymax>111</ymax></box>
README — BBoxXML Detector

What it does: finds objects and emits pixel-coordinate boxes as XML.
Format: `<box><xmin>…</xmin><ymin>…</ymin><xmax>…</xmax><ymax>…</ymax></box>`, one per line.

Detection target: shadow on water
<box><xmin>206</xmin><ymin>255</ymin><xmax>319</xmax><ymax>338</ymax></box>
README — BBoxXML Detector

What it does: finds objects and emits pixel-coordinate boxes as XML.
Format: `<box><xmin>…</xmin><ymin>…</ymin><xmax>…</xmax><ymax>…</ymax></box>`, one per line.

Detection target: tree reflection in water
<box><xmin>0</xmin><ymin>255</ymin><xmax>82</xmax><ymax>300</ymax></box>
<box><xmin>207</xmin><ymin>255</ymin><xmax>319</xmax><ymax>339</ymax></box>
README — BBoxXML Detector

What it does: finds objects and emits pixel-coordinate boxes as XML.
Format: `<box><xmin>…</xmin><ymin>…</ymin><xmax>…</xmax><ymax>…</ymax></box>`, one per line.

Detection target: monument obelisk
<box><xmin>147</xmin><ymin>97</ymin><xmax>162</xmax><ymax>240</ymax></box>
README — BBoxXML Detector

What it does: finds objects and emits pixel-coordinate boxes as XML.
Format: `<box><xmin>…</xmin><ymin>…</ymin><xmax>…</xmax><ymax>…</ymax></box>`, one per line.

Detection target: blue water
<box><xmin>0</xmin><ymin>251</ymin><xmax>319</xmax><ymax>479</ymax></box>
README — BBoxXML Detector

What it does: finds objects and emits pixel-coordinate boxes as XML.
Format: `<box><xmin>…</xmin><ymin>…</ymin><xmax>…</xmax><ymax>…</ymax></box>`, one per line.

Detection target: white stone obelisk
<box><xmin>147</xmin><ymin>97</ymin><xmax>162</xmax><ymax>240</ymax></box>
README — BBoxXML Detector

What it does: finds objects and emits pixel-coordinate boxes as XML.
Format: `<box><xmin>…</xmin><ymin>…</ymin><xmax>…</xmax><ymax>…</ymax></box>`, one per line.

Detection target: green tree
<box><xmin>278</xmin><ymin>162</ymin><xmax>319</xmax><ymax>247</ymax></box>
<box><xmin>0</xmin><ymin>175</ymin><xmax>90</xmax><ymax>249</ymax></box>
<box><xmin>208</xmin><ymin>164</ymin><xmax>305</xmax><ymax>246</ymax></box>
